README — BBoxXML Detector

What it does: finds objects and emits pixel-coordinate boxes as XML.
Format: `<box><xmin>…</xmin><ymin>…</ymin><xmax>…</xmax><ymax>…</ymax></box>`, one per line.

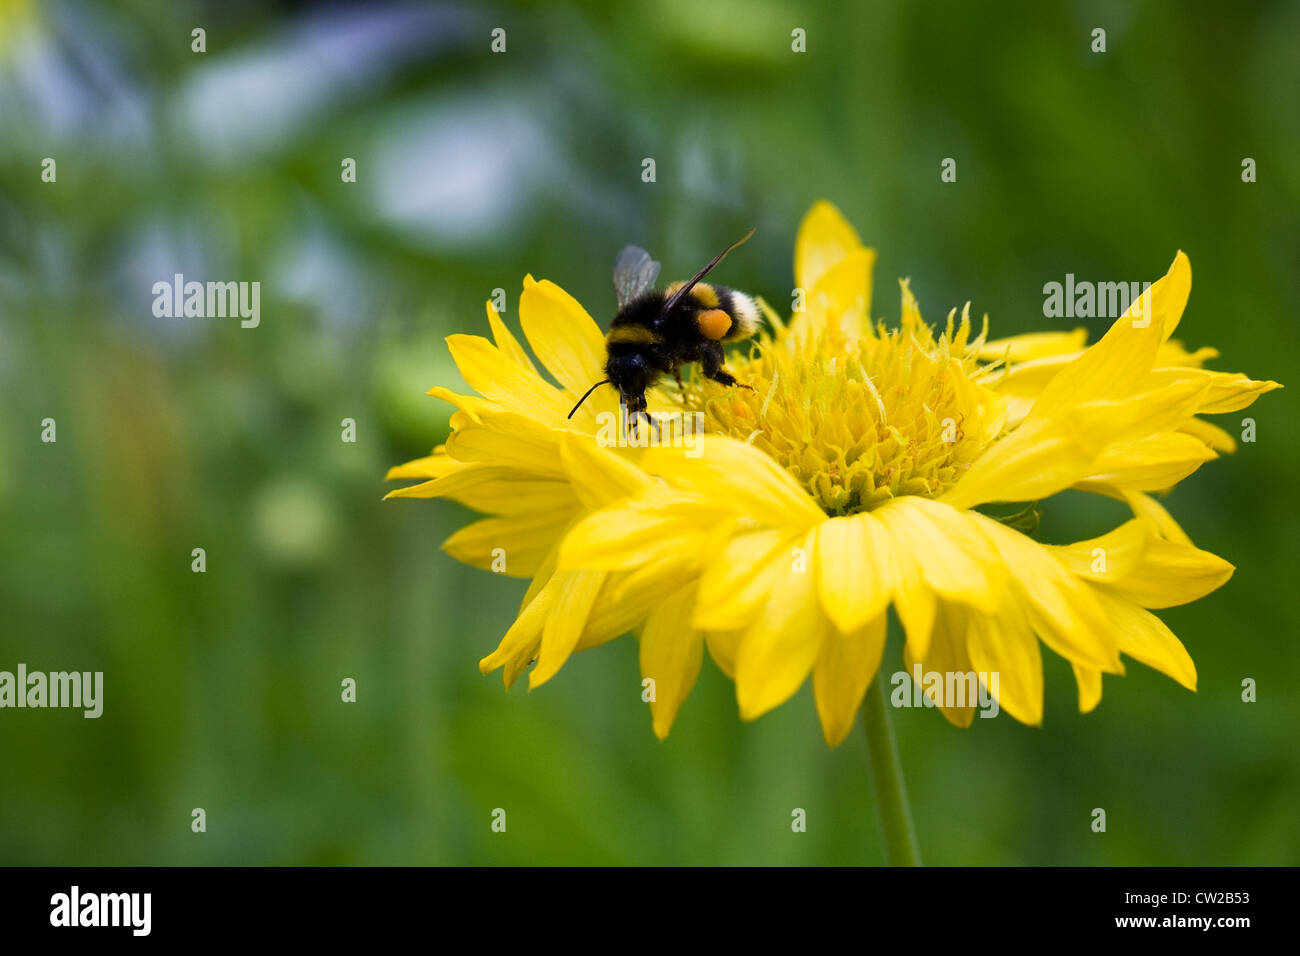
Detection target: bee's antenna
<box><xmin>660</xmin><ymin>227</ymin><xmax>756</xmax><ymax>318</ymax></box>
<box><xmin>567</xmin><ymin>379</ymin><xmax>611</xmax><ymax>418</ymax></box>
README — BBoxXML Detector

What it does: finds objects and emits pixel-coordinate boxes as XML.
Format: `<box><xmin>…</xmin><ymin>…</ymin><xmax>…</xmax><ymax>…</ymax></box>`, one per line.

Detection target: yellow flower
<box><xmin>387</xmin><ymin>201</ymin><xmax>1280</xmax><ymax>745</ymax></box>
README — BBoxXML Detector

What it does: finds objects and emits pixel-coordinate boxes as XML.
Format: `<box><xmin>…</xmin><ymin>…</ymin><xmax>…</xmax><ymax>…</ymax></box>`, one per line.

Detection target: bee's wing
<box><xmin>612</xmin><ymin>246</ymin><xmax>661</xmax><ymax>309</ymax></box>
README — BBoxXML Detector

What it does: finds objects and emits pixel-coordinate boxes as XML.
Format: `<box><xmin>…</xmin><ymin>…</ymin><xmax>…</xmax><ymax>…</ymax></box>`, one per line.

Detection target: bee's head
<box><xmin>606</xmin><ymin>351</ymin><xmax>649</xmax><ymax>413</ymax></box>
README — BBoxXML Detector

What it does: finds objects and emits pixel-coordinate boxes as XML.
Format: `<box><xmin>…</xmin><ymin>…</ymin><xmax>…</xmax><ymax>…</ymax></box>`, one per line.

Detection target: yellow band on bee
<box><xmin>690</xmin><ymin>283</ymin><xmax>720</xmax><ymax>308</ymax></box>
<box><xmin>607</xmin><ymin>326</ymin><xmax>660</xmax><ymax>346</ymax></box>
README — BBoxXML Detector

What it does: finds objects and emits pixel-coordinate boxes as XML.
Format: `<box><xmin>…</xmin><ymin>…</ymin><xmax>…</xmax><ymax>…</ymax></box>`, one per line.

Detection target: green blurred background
<box><xmin>1</xmin><ymin>0</ymin><xmax>1297</xmax><ymax>865</ymax></box>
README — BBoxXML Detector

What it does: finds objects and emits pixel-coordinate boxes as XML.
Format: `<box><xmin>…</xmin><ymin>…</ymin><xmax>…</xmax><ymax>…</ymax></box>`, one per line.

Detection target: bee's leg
<box><xmin>672</xmin><ymin>364</ymin><xmax>684</xmax><ymax>391</ymax></box>
<box><xmin>701</xmin><ymin>342</ymin><xmax>755</xmax><ymax>391</ymax></box>
<box><xmin>627</xmin><ymin>408</ymin><xmax>658</xmax><ymax>442</ymax></box>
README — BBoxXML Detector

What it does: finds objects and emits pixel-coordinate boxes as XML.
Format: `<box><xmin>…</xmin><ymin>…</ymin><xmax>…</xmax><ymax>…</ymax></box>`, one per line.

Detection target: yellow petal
<box><xmin>559</xmin><ymin>432</ymin><xmax>654</xmax><ymax>510</ymax></box>
<box><xmin>1044</xmin><ymin>518</ymin><xmax>1153</xmax><ymax>579</ymax></box>
<box><xmin>735</xmin><ymin>530</ymin><xmax>826</xmax><ymax>720</ymax></box>
<box><xmin>970</xmin><ymin>513</ymin><xmax>1122</xmax><ymax>673</ymax></box>
<box><xmin>903</xmin><ymin>602</ymin><xmax>976</xmax><ymax>729</ymax></box>
<box><xmin>1108</xmin><ymin>378</ymin><xmax>1216</xmax><ymax>438</ymax></box>
<box><xmin>518</xmin><ymin>275</ymin><xmax>610</xmax><ymax>413</ymax></box>
<box><xmin>813</xmin><ymin>614</ymin><xmax>887</xmax><ymax>746</ymax></box>
<box><xmin>694</xmin><ymin>529</ymin><xmax>793</xmax><ymax>630</ymax></box>
<box><xmin>479</xmin><ymin>576</ymin><xmax>555</xmax><ymax>686</ymax></box>
<box><xmin>443</xmin><ymin>508</ymin><xmax>578</xmax><ymax>578</ymax></box>
<box><xmin>484</xmin><ymin>299</ymin><xmax>538</xmax><ymax>374</ymax></box>
<box><xmin>586</xmin><ymin>511</ymin><xmax>737</xmax><ymax>637</ymax></box>
<box><xmin>1030</xmin><ymin>251</ymin><xmax>1190</xmax><ymax>417</ymax></box>
<box><xmin>875</xmin><ymin>497</ymin><xmax>1003</xmax><ymax>613</ymax></box>
<box><xmin>794</xmin><ymin>200</ymin><xmax>865</xmax><ymax>294</ymax></box>
<box><xmin>705</xmin><ymin>630</ymin><xmax>743</xmax><ymax>678</ymax></box>
<box><xmin>426</xmin><ymin>386</ymin><xmax>488</xmax><ymax>420</ymax></box>
<box><xmin>1121</xmin><ymin>489</ymin><xmax>1193</xmax><ymax>546</ymax></box>
<box><xmin>644</xmin><ymin>436</ymin><xmax>825</xmax><ymax>527</ymax></box>
<box><xmin>889</xmin><ymin>539</ymin><xmax>938</xmax><ymax>662</ymax></box>
<box><xmin>1072</xmin><ymin>664</ymin><xmax>1103</xmax><ymax>713</ymax></box>
<box><xmin>517</xmin><ymin>536</ymin><xmax>560</xmax><ymax>615</ymax></box>
<box><xmin>966</xmin><ymin>603</ymin><xmax>1043</xmax><ymax>725</ymax></box>
<box><xmin>581</xmin><ymin>553</ymin><xmax>702</xmax><ymax>651</ymax></box>
<box><xmin>977</xmin><ymin>329</ymin><xmax>1087</xmax><ymax>363</ymax></box>
<box><xmin>443</xmin><ymin>410</ymin><xmax>566</xmax><ymax>476</ymax></box>
<box><xmin>944</xmin><ymin>381</ymin><xmax>1209</xmax><ymax>509</ymax></box>
<box><xmin>385</xmin><ymin>465</ymin><xmax>579</xmax><ymax>514</ymax></box>
<box><xmin>1157</xmin><ymin>254</ymin><xmax>1192</xmax><ymax>344</ymax></box>
<box><xmin>385</xmin><ymin>450</ymin><xmax>455</xmax><ymax>481</ymax></box>
<box><xmin>1102</xmin><ymin>534</ymin><xmax>1233</xmax><ymax>609</ymax></box>
<box><xmin>803</xmin><ymin>248</ymin><xmax>876</xmax><ymax>340</ymax></box>
<box><xmin>1096</xmin><ymin>589</ymin><xmax>1197</xmax><ymax>691</ymax></box>
<box><xmin>445</xmin><ymin>333</ymin><xmax>566</xmax><ymax>418</ymax></box>
<box><xmin>383</xmin><ymin>480</ymin><xmax>439</xmax><ymax>499</ymax></box>
<box><xmin>1194</xmin><ymin>371</ymin><xmax>1282</xmax><ymax>414</ymax></box>
<box><xmin>639</xmin><ymin>587</ymin><xmax>705</xmax><ymax>739</ymax></box>
<box><xmin>1076</xmin><ymin>431</ymin><xmax>1218</xmax><ymax>493</ymax></box>
<box><xmin>559</xmin><ymin>497</ymin><xmax>725</xmax><ymax>571</ymax></box>
<box><xmin>530</xmin><ymin>569</ymin><xmax>606</xmax><ymax>688</ymax></box>
<box><xmin>940</xmin><ymin>409</ymin><xmax>1108</xmax><ymax>509</ymax></box>
<box><xmin>1047</xmin><ymin>517</ymin><xmax>1233</xmax><ymax>608</ymax></box>
<box><xmin>1157</xmin><ymin>341</ymin><xmax>1218</xmax><ymax>367</ymax></box>
<box><xmin>977</xmin><ymin>352</ymin><xmax>1078</xmax><ymax>423</ymax></box>
<box><xmin>814</xmin><ymin>511</ymin><xmax>896</xmax><ymax>633</ymax></box>
<box><xmin>1179</xmin><ymin>417</ymin><xmax>1237</xmax><ymax>454</ymax></box>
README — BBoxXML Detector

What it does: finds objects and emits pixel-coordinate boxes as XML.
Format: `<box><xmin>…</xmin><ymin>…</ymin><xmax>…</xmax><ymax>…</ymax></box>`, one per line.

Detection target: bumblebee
<box><xmin>567</xmin><ymin>229</ymin><xmax>761</xmax><ymax>427</ymax></box>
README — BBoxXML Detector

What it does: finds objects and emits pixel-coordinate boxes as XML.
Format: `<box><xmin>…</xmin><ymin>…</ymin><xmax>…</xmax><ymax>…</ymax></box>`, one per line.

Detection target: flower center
<box><xmin>683</xmin><ymin>309</ymin><xmax>1005</xmax><ymax>516</ymax></box>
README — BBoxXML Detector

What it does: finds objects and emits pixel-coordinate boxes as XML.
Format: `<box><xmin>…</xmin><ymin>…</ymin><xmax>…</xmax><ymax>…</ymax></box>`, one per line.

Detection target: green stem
<box><xmin>861</xmin><ymin>668</ymin><xmax>921</xmax><ymax>866</ymax></box>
